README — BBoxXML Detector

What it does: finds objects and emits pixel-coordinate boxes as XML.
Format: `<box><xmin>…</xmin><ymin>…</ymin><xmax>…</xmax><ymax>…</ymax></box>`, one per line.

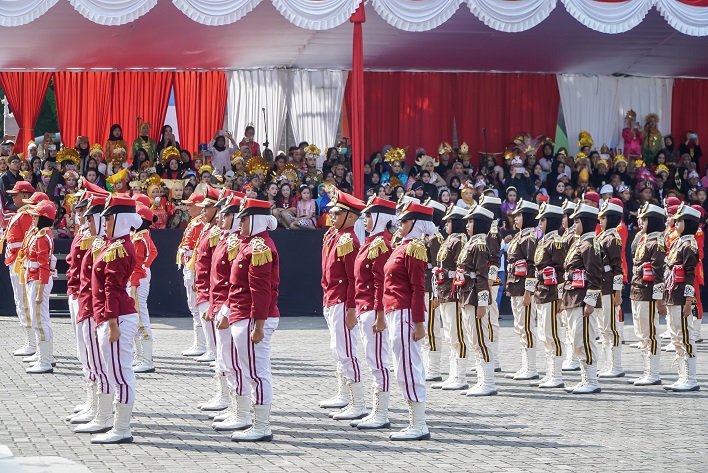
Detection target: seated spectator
<box><xmin>292</xmin><ymin>185</ymin><xmax>316</xmax><ymax>230</ymax></box>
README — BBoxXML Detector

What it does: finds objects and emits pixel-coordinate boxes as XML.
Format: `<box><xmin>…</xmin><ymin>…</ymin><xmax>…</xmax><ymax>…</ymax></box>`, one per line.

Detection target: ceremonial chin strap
<box><xmin>336</xmin><ymin>210</ymin><xmax>352</xmax><ymax>231</ymax></box>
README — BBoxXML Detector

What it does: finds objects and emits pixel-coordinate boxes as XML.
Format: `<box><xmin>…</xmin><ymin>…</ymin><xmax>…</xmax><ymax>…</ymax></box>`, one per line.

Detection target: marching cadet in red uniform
<box><xmin>3</xmin><ymin>181</ymin><xmax>35</xmax><ymax>356</ymax></box>
<box><xmin>24</xmin><ymin>200</ymin><xmax>57</xmax><ymax>374</ymax></box>
<box><xmin>178</xmin><ymin>192</ymin><xmax>207</xmax><ymax>356</ymax></box>
<box><xmin>663</xmin><ymin>204</ymin><xmax>701</xmax><ymax>392</ymax></box>
<box><xmin>479</xmin><ymin>195</ymin><xmax>503</xmax><ymax>372</ymax></box>
<box><xmin>690</xmin><ymin>208</ymin><xmax>705</xmax><ymax>344</ymax></box>
<box><xmin>456</xmin><ymin>205</ymin><xmax>497</xmax><ymax>396</ymax></box>
<box><xmin>210</xmin><ymin>190</ymin><xmax>253</xmax><ymax>432</ymax></box>
<box><xmin>384</xmin><ymin>201</ymin><xmax>435</xmax><ymax>441</ymax></box>
<box><xmin>431</xmin><ymin>205</ymin><xmax>469</xmax><ymax>391</ymax></box>
<box><xmin>350</xmin><ymin>196</ymin><xmax>396</xmax><ymax>430</ymax></box>
<box><xmin>596</xmin><ymin>199</ymin><xmax>626</xmax><ymax>378</ymax></box>
<box><xmin>90</xmin><ymin>194</ymin><xmax>143</xmax><ymax>444</ymax></box>
<box><xmin>506</xmin><ymin>199</ymin><xmax>540</xmax><ymax>381</ymax></box>
<box><xmin>421</xmin><ymin>198</ymin><xmax>446</xmax><ymax>381</ymax></box>
<box><xmin>129</xmin><ymin>203</ymin><xmax>158</xmax><ymax>373</ymax></box>
<box><xmin>629</xmin><ymin>203</ymin><xmax>666</xmax><ymax>386</ymax></box>
<box><xmin>319</xmin><ymin>191</ymin><xmax>367</xmax><ymax>420</ymax></box>
<box><xmin>227</xmin><ymin>198</ymin><xmax>280</xmax><ymax>442</ymax></box>
<box><xmin>563</xmin><ymin>204</ymin><xmax>603</xmax><ymax>394</ymax></box>
<box><xmin>532</xmin><ymin>203</ymin><xmax>566</xmax><ymax>389</ymax></box>
<box><xmin>560</xmin><ymin>201</ymin><xmax>580</xmax><ymax>371</ymax></box>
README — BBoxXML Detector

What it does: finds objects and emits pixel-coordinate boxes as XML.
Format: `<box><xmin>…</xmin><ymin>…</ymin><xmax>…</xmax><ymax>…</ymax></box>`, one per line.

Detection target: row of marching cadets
<box><xmin>179</xmin><ymin>185</ymin><xmax>280</xmax><ymax>442</ymax></box>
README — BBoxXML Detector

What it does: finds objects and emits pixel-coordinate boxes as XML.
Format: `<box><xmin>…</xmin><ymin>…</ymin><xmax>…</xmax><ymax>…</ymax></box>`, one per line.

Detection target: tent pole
<box><xmin>350</xmin><ymin>2</ymin><xmax>366</xmax><ymax>200</ymax></box>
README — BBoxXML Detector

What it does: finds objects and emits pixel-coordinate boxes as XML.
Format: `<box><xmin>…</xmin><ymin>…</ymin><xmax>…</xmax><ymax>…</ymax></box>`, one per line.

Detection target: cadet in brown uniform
<box><xmin>596</xmin><ymin>199</ymin><xmax>626</xmax><ymax>378</ymax></box>
<box><xmin>663</xmin><ymin>204</ymin><xmax>701</xmax><ymax>392</ymax></box>
<box><xmin>563</xmin><ymin>204</ymin><xmax>603</xmax><ymax>394</ymax></box>
<box><xmin>431</xmin><ymin>205</ymin><xmax>469</xmax><ymax>390</ymax></box>
<box><xmin>422</xmin><ymin>198</ymin><xmax>447</xmax><ymax>381</ymax></box>
<box><xmin>532</xmin><ymin>203</ymin><xmax>566</xmax><ymax>389</ymax></box>
<box><xmin>505</xmin><ymin>200</ymin><xmax>540</xmax><ymax>381</ymax></box>
<box><xmin>479</xmin><ymin>195</ymin><xmax>503</xmax><ymax>372</ymax></box>
<box><xmin>629</xmin><ymin>203</ymin><xmax>666</xmax><ymax>386</ymax></box>
<box><xmin>560</xmin><ymin>201</ymin><xmax>580</xmax><ymax>372</ymax></box>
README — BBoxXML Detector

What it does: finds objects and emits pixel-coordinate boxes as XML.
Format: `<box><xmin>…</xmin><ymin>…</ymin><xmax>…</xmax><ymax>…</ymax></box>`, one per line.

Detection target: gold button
<box><xmin>339</xmin><ymin>280</ymin><xmax>342</xmax><ymax>283</ymax></box>
<box><xmin>366</xmin><ymin>264</ymin><xmax>370</xmax><ymax>268</ymax></box>
<box><xmin>337</xmin><ymin>258</ymin><xmax>341</xmax><ymax>262</ymax></box>
<box><xmin>239</xmin><ymin>264</ymin><xmax>243</xmax><ymax>268</ymax></box>
<box><xmin>97</xmin><ymin>268</ymin><xmax>101</xmax><ymax>272</ymax></box>
<box><xmin>366</xmin><ymin>285</ymin><xmax>370</xmax><ymax>289</ymax></box>
<box><xmin>222</xmin><ymin>261</ymin><xmax>226</xmax><ymax>265</ymax></box>
<box><xmin>338</xmin><ymin>299</ymin><xmax>342</xmax><ymax>303</ymax></box>
<box><xmin>88</xmin><ymin>265</ymin><xmax>92</xmax><ymax>269</ymax></box>
<box><xmin>99</xmin><ymin>289</ymin><xmax>103</xmax><ymax>293</ymax></box>
<box><xmin>364</xmin><ymin>306</ymin><xmax>367</xmax><ymax>310</ymax></box>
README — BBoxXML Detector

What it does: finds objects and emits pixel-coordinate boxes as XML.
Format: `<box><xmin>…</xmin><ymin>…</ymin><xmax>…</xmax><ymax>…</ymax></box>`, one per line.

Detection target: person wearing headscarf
<box><xmin>105</xmin><ymin>125</ymin><xmax>127</xmax><ymax>164</ymax></box>
<box><xmin>208</xmin><ymin>130</ymin><xmax>237</xmax><ymax>176</ymax></box>
<box><xmin>226</xmin><ymin>198</ymin><xmax>280</xmax><ymax>442</ymax></box>
<box><xmin>480</xmin><ymin>195</ymin><xmax>504</xmax><ymax>372</ymax></box>
<box><xmin>131</xmin><ymin>122</ymin><xmax>157</xmax><ymax>163</ymax></box>
<box><xmin>350</xmin><ymin>196</ymin><xmax>396</xmax><ymax>430</ymax></box>
<box><xmin>383</xmin><ymin>201</ymin><xmax>435</xmax><ymax>441</ymax></box>
<box><xmin>155</xmin><ymin>125</ymin><xmax>180</xmax><ymax>158</ymax></box>
<box><xmin>90</xmin><ymin>194</ymin><xmax>143</xmax><ymax>444</ymax></box>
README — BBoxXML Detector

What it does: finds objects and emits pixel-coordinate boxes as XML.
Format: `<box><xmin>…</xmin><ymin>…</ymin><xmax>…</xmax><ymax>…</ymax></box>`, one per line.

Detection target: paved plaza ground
<box><xmin>0</xmin><ymin>314</ymin><xmax>706</xmax><ymax>473</ymax></box>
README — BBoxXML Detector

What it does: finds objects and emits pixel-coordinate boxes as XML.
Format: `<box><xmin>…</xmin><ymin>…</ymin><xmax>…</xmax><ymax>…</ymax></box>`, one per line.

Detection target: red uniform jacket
<box><xmin>92</xmin><ymin>237</ymin><xmax>137</xmax><ymax>326</ymax></box>
<box><xmin>77</xmin><ymin>237</ymin><xmax>103</xmax><ymax>324</ymax></box>
<box><xmin>354</xmin><ymin>232</ymin><xmax>391</xmax><ymax>315</ymax></box>
<box><xmin>321</xmin><ymin>226</ymin><xmax>359</xmax><ymax>308</ymax></box>
<box><xmin>210</xmin><ymin>232</ymin><xmax>239</xmax><ymax>318</ymax></box>
<box><xmin>3</xmin><ymin>208</ymin><xmax>32</xmax><ymax>266</ymax></box>
<box><xmin>129</xmin><ymin>230</ymin><xmax>157</xmax><ymax>287</ymax></box>
<box><xmin>382</xmin><ymin>238</ymin><xmax>427</xmax><ymax>323</ymax></box>
<box><xmin>26</xmin><ymin>228</ymin><xmax>53</xmax><ymax>284</ymax></box>
<box><xmin>228</xmin><ymin>232</ymin><xmax>280</xmax><ymax>323</ymax></box>
<box><xmin>194</xmin><ymin>222</ymin><xmax>220</xmax><ymax>305</ymax></box>
<box><xmin>66</xmin><ymin>226</ymin><xmax>91</xmax><ymax>297</ymax></box>
<box><xmin>178</xmin><ymin>216</ymin><xmax>205</xmax><ymax>265</ymax></box>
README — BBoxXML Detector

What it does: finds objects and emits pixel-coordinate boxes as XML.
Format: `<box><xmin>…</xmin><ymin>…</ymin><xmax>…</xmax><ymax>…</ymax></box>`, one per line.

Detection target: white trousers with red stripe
<box><xmin>358</xmin><ymin>310</ymin><xmax>391</xmax><ymax>393</ymax></box>
<box><xmin>97</xmin><ymin>313</ymin><xmax>139</xmax><ymax>405</ymax></box>
<box><xmin>183</xmin><ymin>267</ymin><xmax>201</xmax><ymax>329</ymax></box>
<box><xmin>72</xmin><ymin>305</ymin><xmax>91</xmax><ymax>380</ymax></box>
<box><xmin>68</xmin><ymin>295</ymin><xmax>83</xmax><ymax>360</ymax></box>
<box><xmin>231</xmin><ymin>318</ymin><xmax>279</xmax><ymax>405</ymax></box>
<box><xmin>80</xmin><ymin>317</ymin><xmax>109</xmax><ymax>390</ymax></box>
<box><xmin>323</xmin><ymin>303</ymin><xmax>361</xmax><ymax>383</ymax></box>
<box><xmin>216</xmin><ymin>313</ymin><xmax>243</xmax><ymax>392</ymax></box>
<box><xmin>197</xmin><ymin>301</ymin><xmax>217</xmax><ymax>356</ymax></box>
<box><xmin>128</xmin><ymin>272</ymin><xmax>152</xmax><ymax>341</ymax></box>
<box><xmin>26</xmin><ymin>279</ymin><xmax>53</xmax><ymax>343</ymax></box>
<box><xmin>386</xmin><ymin>309</ymin><xmax>426</xmax><ymax>403</ymax></box>
<box><xmin>9</xmin><ymin>269</ymin><xmax>30</xmax><ymax>329</ymax></box>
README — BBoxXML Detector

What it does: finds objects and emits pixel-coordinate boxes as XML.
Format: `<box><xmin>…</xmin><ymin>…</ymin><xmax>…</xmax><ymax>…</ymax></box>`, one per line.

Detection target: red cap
<box><xmin>184</xmin><ymin>192</ymin><xmax>205</xmax><ymax>206</ymax></box>
<box><xmin>399</xmin><ymin>201</ymin><xmax>434</xmax><ymax>221</ymax></box>
<box><xmin>608</xmin><ymin>197</ymin><xmax>624</xmax><ymax>209</ymax></box>
<box><xmin>665</xmin><ymin>197</ymin><xmax>682</xmax><ymax>207</ymax></box>
<box><xmin>328</xmin><ymin>190</ymin><xmax>366</xmax><ymax>213</ymax></box>
<box><xmin>537</xmin><ymin>195</ymin><xmax>549</xmax><ymax>202</ymax></box>
<box><xmin>235</xmin><ymin>198</ymin><xmax>272</xmax><ymax>218</ymax></box>
<box><xmin>136</xmin><ymin>202</ymin><xmax>154</xmax><ymax>222</ymax></box>
<box><xmin>197</xmin><ymin>186</ymin><xmax>221</xmax><ymax>207</ymax></box>
<box><xmin>583</xmin><ymin>191</ymin><xmax>600</xmax><ymax>204</ymax></box>
<box><xmin>133</xmin><ymin>194</ymin><xmax>151</xmax><ymax>207</ymax></box>
<box><xmin>362</xmin><ymin>196</ymin><xmax>397</xmax><ymax>215</ymax></box>
<box><xmin>102</xmin><ymin>193</ymin><xmax>137</xmax><ymax>216</ymax></box>
<box><xmin>28</xmin><ymin>200</ymin><xmax>57</xmax><ymax>220</ymax></box>
<box><xmin>22</xmin><ymin>192</ymin><xmax>49</xmax><ymax>205</ymax></box>
<box><xmin>7</xmin><ymin>181</ymin><xmax>35</xmax><ymax>194</ymax></box>
<box><xmin>692</xmin><ymin>204</ymin><xmax>707</xmax><ymax>220</ymax></box>
<box><xmin>80</xmin><ymin>177</ymin><xmax>108</xmax><ymax>195</ymax></box>
<box><xmin>667</xmin><ymin>205</ymin><xmax>679</xmax><ymax>215</ymax></box>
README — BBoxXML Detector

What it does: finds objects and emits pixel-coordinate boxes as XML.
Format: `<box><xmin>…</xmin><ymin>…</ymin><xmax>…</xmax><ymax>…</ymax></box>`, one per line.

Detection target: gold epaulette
<box><xmin>689</xmin><ymin>236</ymin><xmax>698</xmax><ymax>254</ymax></box>
<box><xmin>91</xmin><ymin>236</ymin><xmax>106</xmax><ymax>258</ymax></box>
<box><xmin>250</xmin><ymin>237</ymin><xmax>273</xmax><ymax>267</ymax></box>
<box><xmin>227</xmin><ymin>234</ymin><xmax>241</xmax><ymax>262</ymax></box>
<box><xmin>554</xmin><ymin>234</ymin><xmax>563</xmax><ymax>249</ymax></box>
<box><xmin>208</xmin><ymin>226</ymin><xmax>221</xmax><ymax>248</ymax></box>
<box><xmin>337</xmin><ymin>232</ymin><xmax>354</xmax><ymax>257</ymax></box>
<box><xmin>473</xmin><ymin>234</ymin><xmax>486</xmax><ymax>251</ymax></box>
<box><xmin>406</xmin><ymin>239</ymin><xmax>428</xmax><ymax>262</ymax></box>
<box><xmin>434</xmin><ymin>231</ymin><xmax>444</xmax><ymax>244</ymax></box>
<box><xmin>368</xmin><ymin>236</ymin><xmax>389</xmax><ymax>260</ymax></box>
<box><xmin>80</xmin><ymin>235</ymin><xmax>96</xmax><ymax>251</ymax></box>
<box><xmin>103</xmin><ymin>239</ymin><xmax>127</xmax><ymax>263</ymax></box>
<box><xmin>131</xmin><ymin>229</ymin><xmax>147</xmax><ymax>243</ymax></box>
<box><xmin>490</xmin><ymin>221</ymin><xmax>499</xmax><ymax>235</ymax></box>
<box><xmin>593</xmin><ymin>238</ymin><xmax>601</xmax><ymax>255</ymax></box>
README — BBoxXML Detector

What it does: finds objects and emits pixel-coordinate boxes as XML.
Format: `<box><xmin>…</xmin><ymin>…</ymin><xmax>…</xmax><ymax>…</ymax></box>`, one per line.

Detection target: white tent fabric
<box><xmin>288</xmin><ymin>70</ymin><xmax>348</xmax><ymax>154</ymax></box>
<box><xmin>2</xmin><ymin>0</ymin><xmax>708</xmax><ymax>35</ymax></box>
<box><xmin>226</xmin><ymin>70</ymin><xmax>290</xmax><ymax>154</ymax></box>
<box><xmin>617</xmin><ymin>77</ymin><xmax>673</xmax><ymax>150</ymax></box>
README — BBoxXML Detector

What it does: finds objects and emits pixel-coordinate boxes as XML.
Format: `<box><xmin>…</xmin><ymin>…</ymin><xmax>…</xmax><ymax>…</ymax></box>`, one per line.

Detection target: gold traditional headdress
<box><xmin>304</xmin><ymin>144</ymin><xmax>321</xmax><ymax>158</ymax></box>
<box><xmin>245</xmin><ymin>156</ymin><xmax>269</xmax><ymax>176</ymax></box>
<box><xmin>57</xmin><ymin>147</ymin><xmax>81</xmax><ymax>166</ymax></box>
<box><xmin>384</xmin><ymin>147</ymin><xmax>406</xmax><ymax>165</ymax></box>
<box><xmin>577</xmin><ymin>130</ymin><xmax>594</xmax><ymax>149</ymax></box>
<box><xmin>160</xmin><ymin>146</ymin><xmax>180</xmax><ymax>165</ymax></box>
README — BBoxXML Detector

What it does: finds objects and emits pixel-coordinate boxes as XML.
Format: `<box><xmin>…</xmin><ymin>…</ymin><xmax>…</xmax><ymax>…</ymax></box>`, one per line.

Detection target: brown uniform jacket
<box><xmin>487</xmin><ymin>222</ymin><xmax>502</xmax><ymax>286</ymax></box>
<box><xmin>598</xmin><ymin>228</ymin><xmax>624</xmax><ymax>295</ymax></box>
<box><xmin>663</xmin><ymin>234</ymin><xmax>699</xmax><ymax>306</ymax></box>
<box><xmin>436</xmin><ymin>233</ymin><xmax>466</xmax><ymax>303</ymax></box>
<box><xmin>562</xmin><ymin>232</ymin><xmax>603</xmax><ymax>310</ymax></box>
<box><xmin>630</xmin><ymin>231</ymin><xmax>665</xmax><ymax>302</ymax></box>
<box><xmin>561</xmin><ymin>225</ymin><xmax>578</xmax><ymax>253</ymax></box>
<box><xmin>505</xmin><ymin>227</ymin><xmax>537</xmax><ymax>297</ymax></box>
<box><xmin>533</xmin><ymin>230</ymin><xmax>565</xmax><ymax>304</ymax></box>
<box><xmin>456</xmin><ymin>234</ymin><xmax>491</xmax><ymax>307</ymax></box>
<box><xmin>425</xmin><ymin>232</ymin><xmax>444</xmax><ymax>293</ymax></box>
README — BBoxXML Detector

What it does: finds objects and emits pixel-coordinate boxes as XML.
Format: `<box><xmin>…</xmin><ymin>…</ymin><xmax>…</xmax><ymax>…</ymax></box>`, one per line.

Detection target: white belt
<box><xmin>27</xmin><ymin>262</ymin><xmax>39</xmax><ymax>269</ymax></box>
<box><xmin>427</xmin><ymin>263</ymin><xmax>433</xmax><ymax>270</ymax></box>
<box><xmin>467</xmin><ymin>271</ymin><xmax>477</xmax><ymax>279</ymax></box>
<box><xmin>447</xmin><ymin>270</ymin><xmax>456</xmax><ymax>278</ymax></box>
<box><xmin>604</xmin><ymin>265</ymin><xmax>611</xmax><ymax>272</ymax></box>
<box><xmin>6</xmin><ymin>242</ymin><xmax>21</xmax><ymax>250</ymax></box>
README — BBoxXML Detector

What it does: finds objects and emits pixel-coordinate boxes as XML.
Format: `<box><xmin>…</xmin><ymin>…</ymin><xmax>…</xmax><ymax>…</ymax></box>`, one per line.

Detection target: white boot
<box><xmin>490</xmin><ymin>341</ymin><xmax>501</xmax><ymax>372</ymax></box>
<box><xmin>195</xmin><ymin>335</ymin><xmax>216</xmax><ymax>363</ymax></box>
<box><xmin>389</xmin><ymin>401</ymin><xmax>430</xmax><ymax>441</ymax></box>
<box><xmin>505</xmin><ymin>348</ymin><xmax>525</xmax><ymax>379</ymax></box>
<box><xmin>431</xmin><ymin>356</ymin><xmax>456</xmax><ymax>389</ymax></box>
<box><xmin>671</xmin><ymin>357</ymin><xmax>700</xmax><ymax>392</ymax></box>
<box><xmin>441</xmin><ymin>357</ymin><xmax>468</xmax><ymax>390</ymax></box>
<box><xmin>199</xmin><ymin>375</ymin><xmax>229</xmax><ymax>411</ymax></box>
<box><xmin>319</xmin><ymin>372</ymin><xmax>349</xmax><ymax>408</ymax></box>
<box><xmin>132</xmin><ymin>335</ymin><xmax>143</xmax><ymax>367</ymax></box>
<box><xmin>26</xmin><ymin>341</ymin><xmax>53</xmax><ymax>374</ymax></box>
<box><xmin>530</xmin><ymin>356</ymin><xmax>551</xmax><ymax>387</ymax></box>
<box><xmin>562</xmin><ymin>344</ymin><xmax>580</xmax><ymax>371</ymax></box>
<box><xmin>91</xmin><ymin>403</ymin><xmax>133</xmax><ymax>444</ymax></box>
<box><xmin>513</xmin><ymin>348</ymin><xmax>539</xmax><ymax>380</ymax></box>
<box><xmin>572</xmin><ymin>363</ymin><xmax>601</xmax><ymax>394</ymax></box>
<box><xmin>539</xmin><ymin>357</ymin><xmax>565</xmax><ymax>388</ymax></box>
<box><xmin>635</xmin><ymin>354</ymin><xmax>661</xmax><ymax>386</ymax></box>
<box><xmin>694</xmin><ymin>317</ymin><xmax>703</xmax><ymax>343</ymax></box>
<box><xmin>333</xmin><ymin>381</ymin><xmax>367</xmax><ymax>420</ymax></box>
<box><xmin>231</xmin><ymin>404</ymin><xmax>272</xmax><ymax>442</ymax></box>
<box><xmin>213</xmin><ymin>394</ymin><xmax>253</xmax><ymax>431</ymax></box>
<box><xmin>69</xmin><ymin>382</ymin><xmax>98</xmax><ymax>423</ymax></box>
<box><xmin>425</xmin><ymin>350</ymin><xmax>442</xmax><ymax>381</ymax></box>
<box><xmin>134</xmin><ymin>339</ymin><xmax>155</xmax><ymax>373</ymax></box>
<box><xmin>466</xmin><ymin>362</ymin><xmax>498</xmax><ymax>396</ymax></box>
<box><xmin>13</xmin><ymin>327</ymin><xmax>36</xmax><ymax>356</ymax></box>
<box><xmin>71</xmin><ymin>379</ymin><xmax>95</xmax><ymax>414</ymax></box>
<box><xmin>355</xmin><ymin>390</ymin><xmax>390</xmax><ymax>429</ymax></box>
<box><xmin>74</xmin><ymin>393</ymin><xmax>113</xmax><ymax>433</ymax></box>
<box><xmin>182</xmin><ymin>327</ymin><xmax>206</xmax><ymax>356</ymax></box>
<box><xmin>599</xmin><ymin>346</ymin><xmax>625</xmax><ymax>378</ymax></box>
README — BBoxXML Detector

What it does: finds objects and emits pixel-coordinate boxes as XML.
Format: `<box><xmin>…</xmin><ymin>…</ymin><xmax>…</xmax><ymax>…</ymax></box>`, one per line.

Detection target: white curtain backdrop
<box><xmin>467</xmin><ymin>0</ymin><xmax>556</xmax><ymax>33</ymax></box>
<box><xmin>172</xmin><ymin>0</ymin><xmax>263</xmax><ymax>26</ymax></box>
<box><xmin>0</xmin><ymin>0</ymin><xmax>57</xmax><ymax>26</ymax></box>
<box><xmin>288</xmin><ymin>70</ymin><xmax>348</xmax><ymax>154</ymax></box>
<box><xmin>557</xmin><ymin>75</ymin><xmax>620</xmax><ymax>155</ymax></box>
<box><xmin>68</xmin><ymin>0</ymin><xmax>157</xmax><ymax>25</ymax></box>
<box><xmin>371</xmin><ymin>0</ymin><xmax>463</xmax><ymax>32</ymax></box>
<box><xmin>271</xmin><ymin>0</ymin><xmax>360</xmax><ymax>29</ymax></box>
<box><xmin>656</xmin><ymin>0</ymin><xmax>708</xmax><ymax>36</ymax></box>
<box><xmin>227</xmin><ymin>70</ymin><xmax>290</xmax><ymax>154</ymax></box>
<box><xmin>617</xmin><ymin>77</ymin><xmax>673</xmax><ymax>150</ymax></box>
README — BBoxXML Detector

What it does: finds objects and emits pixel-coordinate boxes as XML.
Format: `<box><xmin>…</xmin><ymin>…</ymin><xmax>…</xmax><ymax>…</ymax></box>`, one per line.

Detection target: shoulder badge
<box><xmin>406</xmin><ymin>238</ymin><xmax>428</xmax><ymax>262</ymax></box>
<box><xmin>593</xmin><ymin>238</ymin><xmax>601</xmax><ymax>255</ymax></box>
<box><xmin>554</xmin><ymin>234</ymin><xmax>563</xmax><ymax>250</ymax></box>
<box><xmin>490</xmin><ymin>221</ymin><xmax>498</xmax><ymax>235</ymax></box>
<box><xmin>474</xmin><ymin>234</ymin><xmax>486</xmax><ymax>251</ymax></box>
<box><xmin>227</xmin><ymin>234</ymin><xmax>241</xmax><ymax>262</ymax></box>
<box><xmin>131</xmin><ymin>230</ymin><xmax>146</xmax><ymax>244</ymax></box>
<box><xmin>91</xmin><ymin>236</ymin><xmax>106</xmax><ymax>258</ymax></box>
<box><xmin>690</xmin><ymin>237</ymin><xmax>698</xmax><ymax>254</ymax></box>
<box><xmin>337</xmin><ymin>232</ymin><xmax>355</xmax><ymax>257</ymax></box>
<box><xmin>103</xmin><ymin>239</ymin><xmax>127</xmax><ymax>263</ymax></box>
<box><xmin>323</xmin><ymin>226</ymin><xmax>335</xmax><ymax>243</ymax></box>
<box><xmin>368</xmin><ymin>235</ymin><xmax>389</xmax><ymax>260</ymax></box>
<box><xmin>208</xmin><ymin>226</ymin><xmax>221</xmax><ymax>248</ymax></box>
<box><xmin>250</xmin><ymin>236</ymin><xmax>273</xmax><ymax>266</ymax></box>
<box><xmin>435</xmin><ymin>231</ymin><xmax>444</xmax><ymax>244</ymax></box>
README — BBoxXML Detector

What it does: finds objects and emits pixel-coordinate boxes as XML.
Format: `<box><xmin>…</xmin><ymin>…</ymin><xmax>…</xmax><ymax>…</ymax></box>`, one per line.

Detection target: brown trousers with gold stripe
<box><xmin>567</xmin><ymin>306</ymin><xmax>598</xmax><ymax>366</ymax></box>
<box><xmin>630</xmin><ymin>300</ymin><xmax>660</xmax><ymax>356</ymax></box>
<box><xmin>461</xmin><ymin>305</ymin><xmax>491</xmax><ymax>364</ymax></box>
<box><xmin>667</xmin><ymin>305</ymin><xmax>696</xmax><ymax>359</ymax></box>
<box><xmin>537</xmin><ymin>300</ymin><xmax>563</xmax><ymax>358</ymax></box>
